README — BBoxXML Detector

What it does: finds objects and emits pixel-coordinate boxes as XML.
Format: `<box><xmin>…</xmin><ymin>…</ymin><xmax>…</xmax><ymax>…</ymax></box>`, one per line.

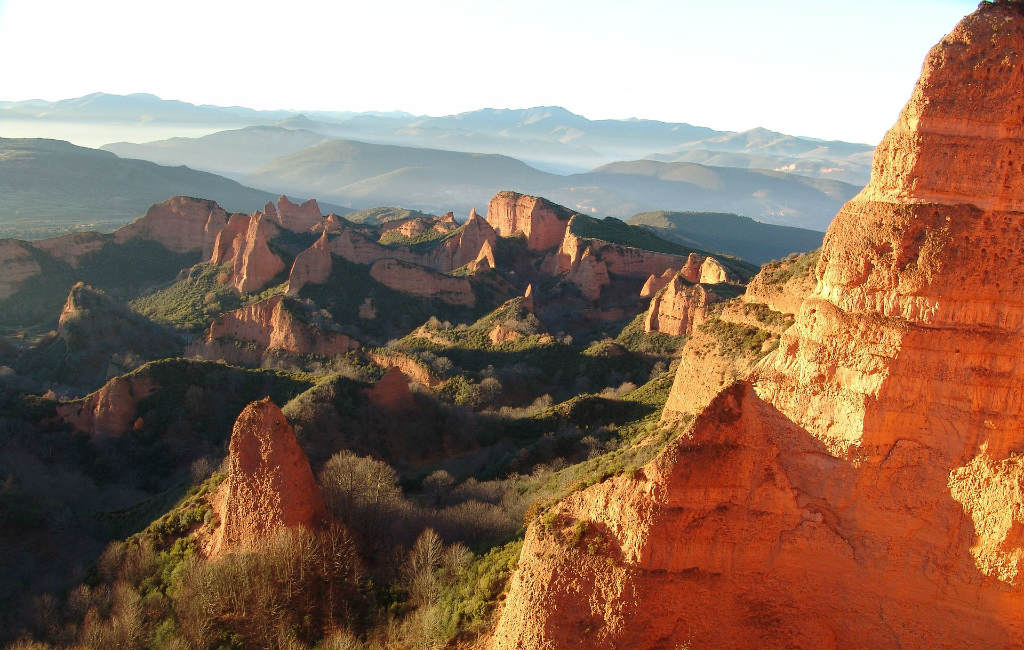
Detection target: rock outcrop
<box><xmin>368</xmin><ymin>350</ymin><xmax>442</xmax><ymax>389</ymax></box>
<box><xmin>193</xmin><ymin>295</ymin><xmax>357</xmax><ymax>363</ymax></box>
<box><xmin>366</xmin><ymin>367</ymin><xmax>415</xmax><ymax>411</ymax></box>
<box><xmin>487</xmin><ymin>191</ymin><xmax>576</xmax><ymax>251</ymax></box>
<box><xmin>41</xmin><ymin>283</ymin><xmax>182</xmax><ymax>391</ymax></box>
<box><xmin>211</xmin><ymin>210</ymin><xmax>286</xmax><ymax>293</ymax></box>
<box><xmin>369</xmin><ymin>258</ymin><xmax>475</xmax><ymax>306</ymax></box>
<box><xmin>639</xmin><ymin>268</ymin><xmax>676</xmax><ymax>298</ymax></box>
<box><xmin>211</xmin><ymin>399</ymin><xmax>327</xmax><ymax>555</ymax></box>
<box><xmin>427</xmin><ymin>209</ymin><xmax>498</xmax><ymax>272</ymax></box>
<box><xmin>642</xmin><ymin>276</ymin><xmax>720</xmax><ymax>336</ymax></box>
<box><xmin>493</xmin><ymin>5</ymin><xmax>1024</xmax><ymax>648</ymax></box>
<box><xmin>286</xmin><ymin>231</ymin><xmax>332</xmax><ymax>295</ymax></box>
<box><xmin>115</xmin><ymin>196</ymin><xmax>228</xmax><ymax>254</ymax></box>
<box><xmin>57</xmin><ymin>373</ymin><xmax>157</xmax><ymax>436</ymax></box>
<box><xmin>275</xmin><ymin>195</ymin><xmax>322</xmax><ymax>232</ymax></box>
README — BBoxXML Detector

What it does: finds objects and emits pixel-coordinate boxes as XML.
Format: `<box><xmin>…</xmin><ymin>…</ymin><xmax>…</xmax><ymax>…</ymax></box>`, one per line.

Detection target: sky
<box><xmin>0</xmin><ymin>0</ymin><xmax>978</xmax><ymax>144</ymax></box>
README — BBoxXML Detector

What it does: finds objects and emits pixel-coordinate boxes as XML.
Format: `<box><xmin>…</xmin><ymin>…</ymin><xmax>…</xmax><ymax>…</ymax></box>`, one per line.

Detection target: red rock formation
<box><xmin>211</xmin><ymin>399</ymin><xmax>326</xmax><ymax>555</ymax></box>
<box><xmin>643</xmin><ymin>276</ymin><xmax>720</xmax><ymax>336</ymax></box>
<box><xmin>209</xmin><ymin>213</ymin><xmax>250</xmax><ymax>265</ymax></box>
<box><xmin>211</xmin><ymin>210</ymin><xmax>286</xmax><ymax>293</ymax></box>
<box><xmin>286</xmin><ymin>231</ymin><xmax>332</xmax><ymax>295</ymax></box>
<box><xmin>195</xmin><ymin>295</ymin><xmax>357</xmax><ymax>360</ymax></box>
<box><xmin>639</xmin><ymin>268</ymin><xmax>676</xmax><ymax>298</ymax></box>
<box><xmin>57</xmin><ymin>374</ymin><xmax>157</xmax><ymax>436</ymax></box>
<box><xmin>427</xmin><ymin>209</ymin><xmax>498</xmax><ymax>272</ymax></box>
<box><xmin>493</xmin><ymin>5</ymin><xmax>1024</xmax><ymax>648</ymax></box>
<box><xmin>564</xmin><ymin>249</ymin><xmax>610</xmax><ymax>300</ymax></box>
<box><xmin>0</xmin><ymin>240</ymin><xmax>41</xmax><ymax>299</ymax></box>
<box><xmin>366</xmin><ymin>367</ymin><xmax>415</xmax><ymax>411</ymax></box>
<box><xmin>487</xmin><ymin>191</ymin><xmax>575</xmax><ymax>251</ymax></box>
<box><xmin>698</xmin><ymin>256</ymin><xmax>728</xmax><ymax>283</ymax></box>
<box><xmin>369</xmin><ymin>258</ymin><xmax>475</xmax><ymax>306</ymax></box>
<box><xmin>522</xmin><ymin>284</ymin><xmax>536</xmax><ymax>313</ymax></box>
<box><xmin>115</xmin><ymin>196</ymin><xmax>228</xmax><ymax>253</ymax></box>
<box><xmin>32</xmin><ymin>232</ymin><xmax>106</xmax><ymax>268</ymax></box>
<box><xmin>275</xmin><ymin>195</ymin><xmax>322</xmax><ymax>232</ymax></box>
<box><xmin>368</xmin><ymin>350</ymin><xmax>442</xmax><ymax>389</ymax></box>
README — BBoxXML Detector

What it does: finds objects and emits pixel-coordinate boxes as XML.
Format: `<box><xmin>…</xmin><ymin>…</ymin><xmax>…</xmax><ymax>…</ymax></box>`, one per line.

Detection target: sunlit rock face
<box><xmin>211</xmin><ymin>399</ymin><xmax>326</xmax><ymax>556</ymax></box>
<box><xmin>492</xmin><ymin>4</ymin><xmax>1024</xmax><ymax>648</ymax></box>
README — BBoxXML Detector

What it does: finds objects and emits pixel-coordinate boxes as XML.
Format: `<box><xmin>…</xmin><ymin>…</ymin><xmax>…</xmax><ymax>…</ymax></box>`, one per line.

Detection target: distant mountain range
<box><xmin>0</xmin><ymin>137</ymin><xmax>344</xmax><ymax>239</ymax></box>
<box><xmin>104</xmin><ymin>128</ymin><xmax>859</xmax><ymax>229</ymax></box>
<box><xmin>3</xmin><ymin>92</ymin><xmax>874</xmax><ymax>182</ymax></box>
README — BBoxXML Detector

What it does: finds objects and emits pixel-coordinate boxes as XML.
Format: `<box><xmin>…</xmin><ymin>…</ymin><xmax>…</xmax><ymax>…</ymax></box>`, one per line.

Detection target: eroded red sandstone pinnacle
<box><xmin>115</xmin><ymin>196</ymin><xmax>228</xmax><ymax>254</ymax></box>
<box><xmin>211</xmin><ymin>399</ymin><xmax>326</xmax><ymax>555</ymax></box>
<box><xmin>366</xmin><ymin>367</ymin><xmax>415</xmax><ymax>411</ymax></box>
<box><xmin>643</xmin><ymin>275</ymin><xmax>720</xmax><ymax>336</ymax></box>
<box><xmin>427</xmin><ymin>208</ymin><xmax>498</xmax><ymax>272</ymax></box>
<box><xmin>275</xmin><ymin>195</ymin><xmax>322</xmax><ymax>232</ymax></box>
<box><xmin>492</xmin><ymin>4</ymin><xmax>1024</xmax><ymax>648</ymax></box>
<box><xmin>210</xmin><ymin>209</ymin><xmax>286</xmax><ymax>293</ymax></box>
<box><xmin>486</xmin><ymin>191</ymin><xmax>576</xmax><ymax>251</ymax></box>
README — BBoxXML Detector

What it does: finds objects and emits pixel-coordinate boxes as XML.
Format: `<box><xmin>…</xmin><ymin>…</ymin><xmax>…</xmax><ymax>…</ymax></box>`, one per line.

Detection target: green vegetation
<box><xmin>698</xmin><ymin>317</ymin><xmax>773</xmax><ymax>359</ymax></box>
<box><xmin>130</xmin><ymin>263</ymin><xmax>242</xmax><ymax>331</ymax></box>
<box><xmin>342</xmin><ymin>206</ymin><xmax>436</xmax><ymax>225</ymax></box>
<box><xmin>758</xmin><ymin>249</ymin><xmax>821</xmax><ymax>287</ymax></box>
<box><xmin>742</xmin><ymin>301</ymin><xmax>794</xmax><ymax>330</ymax></box>
<box><xmin>570</xmin><ymin>213</ymin><xmax>705</xmax><ymax>256</ymax></box>
<box><xmin>378</xmin><ymin>225</ymin><xmax>450</xmax><ymax>247</ymax></box>
<box><xmin>616</xmin><ymin>311</ymin><xmax>687</xmax><ymax>356</ymax></box>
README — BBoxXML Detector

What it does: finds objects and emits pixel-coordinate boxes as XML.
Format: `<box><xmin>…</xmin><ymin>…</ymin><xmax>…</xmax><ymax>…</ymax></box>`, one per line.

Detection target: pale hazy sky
<box><xmin>0</xmin><ymin>0</ymin><xmax>977</xmax><ymax>144</ymax></box>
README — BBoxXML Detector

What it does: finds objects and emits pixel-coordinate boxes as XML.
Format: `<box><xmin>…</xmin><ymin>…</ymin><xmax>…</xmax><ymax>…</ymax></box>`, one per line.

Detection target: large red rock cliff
<box><xmin>492</xmin><ymin>4</ymin><xmax>1024</xmax><ymax>648</ymax></box>
<box><xmin>487</xmin><ymin>191</ymin><xmax>576</xmax><ymax>251</ymax></box>
<box><xmin>115</xmin><ymin>196</ymin><xmax>228</xmax><ymax>254</ymax></box>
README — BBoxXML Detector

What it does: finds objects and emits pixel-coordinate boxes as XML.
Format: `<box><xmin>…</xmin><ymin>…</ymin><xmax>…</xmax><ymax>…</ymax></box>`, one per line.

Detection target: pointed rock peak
<box><xmin>262</xmin><ymin>200</ymin><xmax>277</xmax><ymax>219</ymax></box>
<box><xmin>212</xmin><ymin>399</ymin><xmax>326</xmax><ymax>555</ymax></box>
<box><xmin>523</xmin><ymin>283</ymin><xmax>536</xmax><ymax>313</ymax></box>
<box><xmin>468</xmin><ymin>207</ymin><xmax>479</xmax><ymax>221</ymax></box>
<box><xmin>368</xmin><ymin>367</ymin><xmax>415</xmax><ymax>411</ymax></box>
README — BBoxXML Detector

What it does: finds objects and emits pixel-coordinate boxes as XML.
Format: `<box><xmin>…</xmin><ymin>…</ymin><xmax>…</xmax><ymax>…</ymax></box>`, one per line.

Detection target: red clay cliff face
<box><xmin>286</xmin><ymin>231</ymin><xmax>332</xmax><ymax>295</ymax></box>
<box><xmin>115</xmin><ymin>196</ymin><xmax>228</xmax><ymax>254</ymax></box>
<box><xmin>57</xmin><ymin>374</ymin><xmax>157</xmax><ymax>436</ymax></box>
<box><xmin>369</xmin><ymin>258</ymin><xmax>475</xmax><ymax>306</ymax></box>
<box><xmin>194</xmin><ymin>295</ymin><xmax>357</xmax><ymax>362</ymax></box>
<box><xmin>211</xmin><ymin>399</ymin><xmax>327</xmax><ymax>555</ymax></box>
<box><xmin>487</xmin><ymin>191</ymin><xmax>576</xmax><ymax>251</ymax></box>
<box><xmin>492</xmin><ymin>5</ymin><xmax>1024</xmax><ymax>648</ymax></box>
